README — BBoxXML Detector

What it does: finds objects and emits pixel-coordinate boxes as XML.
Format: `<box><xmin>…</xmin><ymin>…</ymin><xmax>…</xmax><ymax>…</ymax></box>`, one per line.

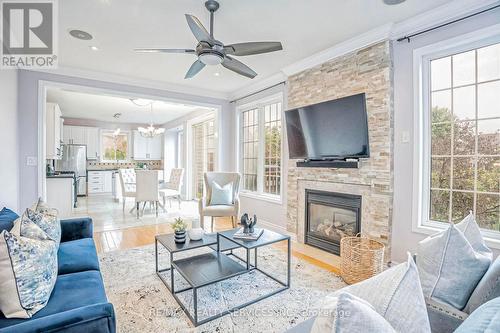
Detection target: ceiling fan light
<box><xmin>199</xmin><ymin>53</ymin><xmax>223</xmax><ymax>65</ymax></box>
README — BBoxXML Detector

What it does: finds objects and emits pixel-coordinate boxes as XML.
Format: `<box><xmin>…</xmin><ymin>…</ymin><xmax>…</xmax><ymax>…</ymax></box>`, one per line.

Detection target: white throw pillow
<box><xmin>417</xmin><ymin>213</ymin><xmax>492</xmax><ymax>310</ymax></box>
<box><xmin>0</xmin><ymin>224</ymin><xmax>58</xmax><ymax>318</ymax></box>
<box><xmin>311</xmin><ymin>292</ymin><xmax>396</xmax><ymax>333</ymax></box>
<box><xmin>209</xmin><ymin>181</ymin><xmax>233</xmax><ymax>205</ymax></box>
<box><xmin>327</xmin><ymin>253</ymin><xmax>431</xmax><ymax>333</ymax></box>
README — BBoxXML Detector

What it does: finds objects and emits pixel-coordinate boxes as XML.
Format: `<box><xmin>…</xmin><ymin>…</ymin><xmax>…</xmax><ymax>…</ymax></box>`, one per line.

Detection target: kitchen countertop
<box><xmin>46</xmin><ymin>174</ymin><xmax>75</xmax><ymax>179</ymax></box>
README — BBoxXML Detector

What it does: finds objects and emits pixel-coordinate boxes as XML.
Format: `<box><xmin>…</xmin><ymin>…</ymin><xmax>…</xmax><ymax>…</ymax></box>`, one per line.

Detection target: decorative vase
<box><xmin>188</xmin><ymin>228</ymin><xmax>204</xmax><ymax>241</ymax></box>
<box><xmin>174</xmin><ymin>230</ymin><xmax>186</xmax><ymax>243</ymax></box>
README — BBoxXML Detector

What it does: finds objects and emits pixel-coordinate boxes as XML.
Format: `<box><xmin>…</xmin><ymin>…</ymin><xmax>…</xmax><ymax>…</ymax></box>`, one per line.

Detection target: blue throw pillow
<box><xmin>209</xmin><ymin>181</ymin><xmax>233</xmax><ymax>205</ymax></box>
<box><xmin>0</xmin><ymin>207</ymin><xmax>19</xmax><ymax>232</ymax></box>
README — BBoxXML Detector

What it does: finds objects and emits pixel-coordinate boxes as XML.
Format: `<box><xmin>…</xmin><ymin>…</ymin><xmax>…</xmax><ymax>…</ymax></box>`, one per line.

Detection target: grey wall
<box><xmin>0</xmin><ymin>70</ymin><xmax>19</xmax><ymax>212</ymax></box>
<box><xmin>391</xmin><ymin>7</ymin><xmax>500</xmax><ymax>262</ymax></box>
<box><xmin>17</xmin><ymin>69</ymin><xmax>231</xmax><ymax>209</ymax></box>
<box><xmin>231</xmin><ymin>84</ymin><xmax>289</xmax><ymax>231</ymax></box>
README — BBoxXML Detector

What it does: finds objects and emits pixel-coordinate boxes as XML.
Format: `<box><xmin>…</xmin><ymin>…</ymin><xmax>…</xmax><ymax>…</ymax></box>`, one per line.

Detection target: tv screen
<box><xmin>285</xmin><ymin>93</ymin><xmax>369</xmax><ymax>160</ymax></box>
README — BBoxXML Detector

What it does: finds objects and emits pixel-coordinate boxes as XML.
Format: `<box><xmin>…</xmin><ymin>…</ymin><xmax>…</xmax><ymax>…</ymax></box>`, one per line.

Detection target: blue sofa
<box><xmin>0</xmin><ymin>211</ymin><xmax>116</xmax><ymax>333</ymax></box>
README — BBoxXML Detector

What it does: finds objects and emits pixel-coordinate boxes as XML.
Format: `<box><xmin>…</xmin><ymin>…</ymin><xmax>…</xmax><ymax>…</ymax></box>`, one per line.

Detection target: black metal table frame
<box><xmin>155</xmin><ymin>233</ymin><xmax>291</xmax><ymax>326</ymax></box>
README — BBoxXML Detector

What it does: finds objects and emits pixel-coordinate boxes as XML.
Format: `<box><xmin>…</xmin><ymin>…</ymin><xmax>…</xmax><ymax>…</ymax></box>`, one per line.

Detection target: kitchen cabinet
<box><xmin>133</xmin><ymin>130</ymin><xmax>163</xmax><ymax>160</ymax></box>
<box><xmin>63</xmin><ymin>125</ymin><xmax>100</xmax><ymax>160</ymax></box>
<box><xmin>88</xmin><ymin>170</ymin><xmax>113</xmax><ymax>194</ymax></box>
<box><xmin>46</xmin><ymin>103</ymin><xmax>63</xmax><ymax>160</ymax></box>
<box><xmin>46</xmin><ymin>177</ymin><xmax>74</xmax><ymax>218</ymax></box>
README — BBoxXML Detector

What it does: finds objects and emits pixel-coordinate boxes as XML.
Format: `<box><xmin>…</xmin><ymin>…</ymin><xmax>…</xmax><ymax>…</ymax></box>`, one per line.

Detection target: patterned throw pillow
<box><xmin>0</xmin><ymin>229</ymin><xmax>58</xmax><ymax>318</ymax></box>
<box><xmin>33</xmin><ymin>198</ymin><xmax>58</xmax><ymax>217</ymax></box>
<box><xmin>311</xmin><ymin>292</ymin><xmax>396</xmax><ymax>333</ymax></box>
<box><xmin>417</xmin><ymin>213</ymin><xmax>492</xmax><ymax>310</ymax></box>
<box><xmin>25</xmin><ymin>208</ymin><xmax>61</xmax><ymax>246</ymax></box>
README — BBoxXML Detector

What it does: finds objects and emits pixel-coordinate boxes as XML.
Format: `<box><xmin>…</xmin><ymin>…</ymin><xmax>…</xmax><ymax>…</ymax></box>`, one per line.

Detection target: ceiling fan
<box><xmin>134</xmin><ymin>0</ymin><xmax>283</xmax><ymax>79</ymax></box>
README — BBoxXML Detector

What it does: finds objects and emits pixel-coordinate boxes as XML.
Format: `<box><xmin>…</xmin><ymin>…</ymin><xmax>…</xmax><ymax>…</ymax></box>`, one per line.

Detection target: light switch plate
<box><xmin>401</xmin><ymin>131</ymin><xmax>410</xmax><ymax>143</ymax></box>
<box><xmin>26</xmin><ymin>156</ymin><xmax>37</xmax><ymax>166</ymax></box>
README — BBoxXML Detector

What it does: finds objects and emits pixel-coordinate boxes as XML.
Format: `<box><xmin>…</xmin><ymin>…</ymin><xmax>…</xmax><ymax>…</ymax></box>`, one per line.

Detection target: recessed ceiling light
<box><xmin>69</xmin><ymin>29</ymin><xmax>93</xmax><ymax>40</ymax></box>
<box><xmin>382</xmin><ymin>0</ymin><xmax>406</xmax><ymax>4</ymax></box>
<box><xmin>214</xmin><ymin>72</ymin><xmax>220</xmax><ymax>76</ymax></box>
<box><xmin>89</xmin><ymin>46</ymin><xmax>99</xmax><ymax>51</ymax></box>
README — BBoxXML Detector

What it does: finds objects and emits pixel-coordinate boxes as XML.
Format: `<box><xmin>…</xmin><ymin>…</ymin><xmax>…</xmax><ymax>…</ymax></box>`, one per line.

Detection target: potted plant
<box><xmin>172</xmin><ymin>217</ymin><xmax>187</xmax><ymax>243</ymax></box>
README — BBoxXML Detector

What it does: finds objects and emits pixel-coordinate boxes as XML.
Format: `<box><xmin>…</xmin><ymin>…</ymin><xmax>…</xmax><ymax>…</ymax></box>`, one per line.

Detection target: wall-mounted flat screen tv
<box><xmin>285</xmin><ymin>93</ymin><xmax>369</xmax><ymax>160</ymax></box>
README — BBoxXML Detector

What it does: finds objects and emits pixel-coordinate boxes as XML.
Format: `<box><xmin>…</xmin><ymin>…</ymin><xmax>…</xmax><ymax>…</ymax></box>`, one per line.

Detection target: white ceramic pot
<box><xmin>188</xmin><ymin>228</ymin><xmax>204</xmax><ymax>241</ymax></box>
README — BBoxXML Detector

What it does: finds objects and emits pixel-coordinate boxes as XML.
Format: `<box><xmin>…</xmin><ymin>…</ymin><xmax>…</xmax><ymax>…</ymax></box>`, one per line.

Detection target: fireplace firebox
<box><xmin>305</xmin><ymin>189</ymin><xmax>361</xmax><ymax>255</ymax></box>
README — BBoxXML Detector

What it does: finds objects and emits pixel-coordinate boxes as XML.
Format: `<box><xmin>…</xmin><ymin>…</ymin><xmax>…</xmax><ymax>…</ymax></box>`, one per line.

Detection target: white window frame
<box><xmin>237</xmin><ymin>93</ymin><xmax>284</xmax><ymax>203</ymax></box>
<box><xmin>100</xmin><ymin>129</ymin><xmax>131</xmax><ymax>162</ymax></box>
<box><xmin>412</xmin><ymin>23</ymin><xmax>500</xmax><ymax>248</ymax></box>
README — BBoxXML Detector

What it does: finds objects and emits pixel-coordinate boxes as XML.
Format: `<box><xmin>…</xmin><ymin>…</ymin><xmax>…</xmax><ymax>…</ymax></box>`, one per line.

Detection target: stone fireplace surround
<box><xmin>286</xmin><ymin>41</ymin><xmax>394</xmax><ymax>261</ymax></box>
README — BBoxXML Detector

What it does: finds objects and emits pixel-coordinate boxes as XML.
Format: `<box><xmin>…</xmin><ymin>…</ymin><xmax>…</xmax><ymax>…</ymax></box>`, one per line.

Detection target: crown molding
<box><xmin>25</xmin><ymin>66</ymin><xmax>230</xmax><ymax>101</ymax></box>
<box><xmin>390</xmin><ymin>0</ymin><xmax>499</xmax><ymax>39</ymax></box>
<box><xmin>281</xmin><ymin>23</ymin><xmax>393</xmax><ymax>77</ymax></box>
<box><xmin>228</xmin><ymin>72</ymin><xmax>287</xmax><ymax>101</ymax></box>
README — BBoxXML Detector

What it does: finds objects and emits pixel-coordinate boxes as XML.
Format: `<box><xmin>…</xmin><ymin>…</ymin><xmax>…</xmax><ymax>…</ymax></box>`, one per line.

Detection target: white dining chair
<box><xmin>118</xmin><ymin>168</ymin><xmax>136</xmax><ymax>213</ymax></box>
<box><xmin>135</xmin><ymin>170</ymin><xmax>160</xmax><ymax>218</ymax></box>
<box><xmin>159</xmin><ymin>168</ymin><xmax>184</xmax><ymax>211</ymax></box>
<box><xmin>198</xmin><ymin>172</ymin><xmax>240</xmax><ymax>232</ymax></box>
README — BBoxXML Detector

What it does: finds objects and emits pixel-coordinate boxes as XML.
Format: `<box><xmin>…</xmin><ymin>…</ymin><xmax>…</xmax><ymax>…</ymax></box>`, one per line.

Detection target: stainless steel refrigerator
<box><xmin>56</xmin><ymin>144</ymin><xmax>87</xmax><ymax>196</ymax></box>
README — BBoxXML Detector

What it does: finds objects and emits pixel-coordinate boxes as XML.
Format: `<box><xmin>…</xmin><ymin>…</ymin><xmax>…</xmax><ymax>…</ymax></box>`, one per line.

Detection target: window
<box><xmin>192</xmin><ymin>117</ymin><xmax>216</xmax><ymax>199</ymax></box>
<box><xmin>239</xmin><ymin>96</ymin><xmax>283</xmax><ymax>199</ymax></box>
<box><xmin>427</xmin><ymin>42</ymin><xmax>500</xmax><ymax>232</ymax></box>
<box><xmin>101</xmin><ymin>131</ymin><xmax>129</xmax><ymax>161</ymax></box>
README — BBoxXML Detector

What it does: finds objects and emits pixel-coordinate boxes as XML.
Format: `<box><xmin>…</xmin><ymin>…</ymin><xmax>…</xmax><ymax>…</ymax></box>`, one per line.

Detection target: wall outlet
<box><xmin>26</xmin><ymin>156</ymin><xmax>37</xmax><ymax>166</ymax></box>
<box><xmin>401</xmin><ymin>131</ymin><xmax>410</xmax><ymax>143</ymax></box>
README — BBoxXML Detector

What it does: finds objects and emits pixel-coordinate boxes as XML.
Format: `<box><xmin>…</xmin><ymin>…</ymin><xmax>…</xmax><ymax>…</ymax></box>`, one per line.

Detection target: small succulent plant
<box><xmin>172</xmin><ymin>217</ymin><xmax>187</xmax><ymax>232</ymax></box>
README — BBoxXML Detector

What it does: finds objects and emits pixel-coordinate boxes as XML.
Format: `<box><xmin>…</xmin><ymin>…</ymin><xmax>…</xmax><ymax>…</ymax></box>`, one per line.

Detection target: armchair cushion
<box><xmin>209</xmin><ymin>181</ymin><xmax>233</xmax><ymax>205</ymax></box>
<box><xmin>58</xmin><ymin>238</ymin><xmax>100</xmax><ymax>275</ymax></box>
<box><xmin>60</xmin><ymin>217</ymin><xmax>93</xmax><ymax>242</ymax></box>
<box><xmin>202</xmin><ymin>204</ymin><xmax>238</xmax><ymax>216</ymax></box>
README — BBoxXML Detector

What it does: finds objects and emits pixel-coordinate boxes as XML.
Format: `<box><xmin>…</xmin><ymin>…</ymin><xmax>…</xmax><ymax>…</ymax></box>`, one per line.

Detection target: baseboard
<box><xmin>258</xmin><ymin>219</ymin><xmax>297</xmax><ymax>242</ymax></box>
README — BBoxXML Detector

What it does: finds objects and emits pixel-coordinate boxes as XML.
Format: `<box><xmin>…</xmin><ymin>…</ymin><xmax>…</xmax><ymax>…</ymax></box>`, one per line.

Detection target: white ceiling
<box><xmin>47</xmin><ymin>88</ymin><xmax>214</xmax><ymax>124</ymax></box>
<box><xmin>58</xmin><ymin>0</ymin><xmax>453</xmax><ymax>94</ymax></box>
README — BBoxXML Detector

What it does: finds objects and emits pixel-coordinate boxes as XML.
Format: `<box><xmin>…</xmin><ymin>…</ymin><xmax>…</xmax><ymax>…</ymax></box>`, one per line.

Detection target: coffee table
<box><xmin>155</xmin><ymin>228</ymin><xmax>291</xmax><ymax>326</ymax></box>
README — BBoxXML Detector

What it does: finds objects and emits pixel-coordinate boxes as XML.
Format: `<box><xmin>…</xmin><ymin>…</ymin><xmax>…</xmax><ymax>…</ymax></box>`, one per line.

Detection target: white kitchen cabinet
<box><xmin>86</xmin><ymin>127</ymin><xmax>100</xmax><ymax>160</ymax></box>
<box><xmin>88</xmin><ymin>170</ymin><xmax>113</xmax><ymax>194</ymax></box>
<box><xmin>133</xmin><ymin>130</ymin><xmax>163</xmax><ymax>160</ymax></box>
<box><xmin>63</xmin><ymin>125</ymin><xmax>100</xmax><ymax>159</ymax></box>
<box><xmin>46</xmin><ymin>177</ymin><xmax>74</xmax><ymax>218</ymax></box>
<box><xmin>46</xmin><ymin>103</ymin><xmax>63</xmax><ymax>160</ymax></box>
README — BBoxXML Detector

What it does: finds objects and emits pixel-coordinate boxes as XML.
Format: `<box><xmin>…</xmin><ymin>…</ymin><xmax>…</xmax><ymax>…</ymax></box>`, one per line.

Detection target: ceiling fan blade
<box><xmin>222</xmin><ymin>56</ymin><xmax>257</xmax><ymax>79</ymax></box>
<box><xmin>134</xmin><ymin>48</ymin><xmax>196</xmax><ymax>54</ymax></box>
<box><xmin>223</xmin><ymin>42</ymin><xmax>283</xmax><ymax>56</ymax></box>
<box><xmin>185</xmin><ymin>14</ymin><xmax>213</xmax><ymax>43</ymax></box>
<box><xmin>185</xmin><ymin>59</ymin><xmax>205</xmax><ymax>79</ymax></box>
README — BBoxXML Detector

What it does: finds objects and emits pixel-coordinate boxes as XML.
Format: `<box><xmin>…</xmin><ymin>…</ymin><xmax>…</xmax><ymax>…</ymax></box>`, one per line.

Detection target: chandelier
<box><xmin>131</xmin><ymin>99</ymin><xmax>165</xmax><ymax>138</ymax></box>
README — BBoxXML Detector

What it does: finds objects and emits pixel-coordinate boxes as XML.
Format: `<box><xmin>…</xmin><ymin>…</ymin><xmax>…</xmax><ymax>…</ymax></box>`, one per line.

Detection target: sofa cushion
<box><xmin>0</xmin><ymin>230</ymin><xmax>58</xmax><ymax>318</ymax></box>
<box><xmin>455</xmin><ymin>297</ymin><xmax>500</xmax><ymax>333</ymax></box>
<box><xmin>417</xmin><ymin>215</ymin><xmax>492</xmax><ymax>310</ymax></box>
<box><xmin>335</xmin><ymin>253</ymin><xmax>431</xmax><ymax>333</ymax></box>
<box><xmin>0</xmin><ymin>207</ymin><xmax>19</xmax><ymax>232</ymax></box>
<box><xmin>0</xmin><ymin>270</ymin><xmax>108</xmax><ymax>329</ymax></box>
<box><xmin>58</xmin><ymin>238</ymin><xmax>100</xmax><ymax>275</ymax></box>
<box><xmin>311</xmin><ymin>292</ymin><xmax>396</xmax><ymax>333</ymax></box>
<box><xmin>465</xmin><ymin>256</ymin><xmax>500</xmax><ymax>314</ymax></box>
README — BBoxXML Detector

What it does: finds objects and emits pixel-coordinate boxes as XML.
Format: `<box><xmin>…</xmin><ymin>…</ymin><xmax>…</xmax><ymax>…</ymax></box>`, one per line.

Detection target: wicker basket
<box><xmin>340</xmin><ymin>235</ymin><xmax>385</xmax><ymax>284</ymax></box>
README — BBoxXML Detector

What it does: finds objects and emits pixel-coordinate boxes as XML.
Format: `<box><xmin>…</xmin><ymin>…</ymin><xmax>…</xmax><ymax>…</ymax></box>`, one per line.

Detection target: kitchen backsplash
<box><xmin>87</xmin><ymin>160</ymin><xmax>163</xmax><ymax>170</ymax></box>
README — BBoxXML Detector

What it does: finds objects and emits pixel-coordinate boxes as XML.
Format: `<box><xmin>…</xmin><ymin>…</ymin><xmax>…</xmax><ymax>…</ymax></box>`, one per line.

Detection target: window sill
<box><xmin>239</xmin><ymin>191</ymin><xmax>282</xmax><ymax>205</ymax></box>
<box><xmin>413</xmin><ymin>221</ymin><xmax>500</xmax><ymax>250</ymax></box>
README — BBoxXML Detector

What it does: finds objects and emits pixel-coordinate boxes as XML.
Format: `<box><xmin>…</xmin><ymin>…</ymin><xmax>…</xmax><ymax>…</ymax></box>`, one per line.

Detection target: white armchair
<box><xmin>198</xmin><ymin>172</ymin><xmax>240</xmax><ymax>232</ymax></box>
<box><xmin>159</xmin><ymin>168</ymin><xmax>184</xmax><ymax>210</ymax></box>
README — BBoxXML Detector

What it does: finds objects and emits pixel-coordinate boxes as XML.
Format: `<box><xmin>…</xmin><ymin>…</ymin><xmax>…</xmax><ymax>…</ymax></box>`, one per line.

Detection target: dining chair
<box><xmin>135</xmin><ymin>170</ymin><xmax>160</xmax><ymax>218</ymax></box>
<box><xmin>159</xmin><ymin>168</ymin><xmax>184</xmax><ymax>211</ymax></box>
<box><xmin>198</xmin><ymin>172</ymin><xmax>240</xmax><ymax>232</ymax></box>
<box><xmin>118</xmin><ymin>168</ymin><xmax>136</xmax><ymax>213</ymax></box>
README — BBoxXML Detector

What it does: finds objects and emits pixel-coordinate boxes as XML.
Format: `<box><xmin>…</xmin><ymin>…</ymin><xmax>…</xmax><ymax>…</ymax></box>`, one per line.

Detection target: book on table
<box><xmin>233</xmin><ymin>228</ymin><xmax>264</xmax><ymax>240</ymax></box>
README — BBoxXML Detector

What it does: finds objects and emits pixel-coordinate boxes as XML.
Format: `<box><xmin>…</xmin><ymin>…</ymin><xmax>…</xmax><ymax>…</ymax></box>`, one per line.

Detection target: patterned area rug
<box><xmin>99</xmin><ymin>244</ymin><xmax>346</xmax><ymax>332</ymax></box>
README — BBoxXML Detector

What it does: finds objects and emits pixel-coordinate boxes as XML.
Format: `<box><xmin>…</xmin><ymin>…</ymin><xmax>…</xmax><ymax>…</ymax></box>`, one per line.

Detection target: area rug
<box><xmin>99</xmin><ymin>244</ymin><xmax>346</xmax><ymax>332</ymax></box>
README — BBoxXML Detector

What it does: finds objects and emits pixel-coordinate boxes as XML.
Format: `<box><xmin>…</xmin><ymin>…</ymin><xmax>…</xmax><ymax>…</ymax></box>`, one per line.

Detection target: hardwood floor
<box><xmin>94</xmin><ymin>217</ymin><xmax>341</xmax><ymax>274</ymax></box>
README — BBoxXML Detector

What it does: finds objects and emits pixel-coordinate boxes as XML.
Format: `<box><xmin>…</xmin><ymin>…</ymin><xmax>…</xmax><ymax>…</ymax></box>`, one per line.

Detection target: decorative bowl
<box><xmin>188</xmin><ymin>228</ymin><xmax>204</xmax><ymax>241</ymax></box>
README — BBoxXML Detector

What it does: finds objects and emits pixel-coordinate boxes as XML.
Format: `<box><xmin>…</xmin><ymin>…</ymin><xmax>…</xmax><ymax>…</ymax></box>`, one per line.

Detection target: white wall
<box><xmin>391</xmin><ymin>7</ymin><xmax>500</xmax><ymax>262</ymax></box>
<box><xmin>231</xmin><ymin>84</ymin><xmax>289</xmax><ymax>232</ymax></box>
<box><xmin>0</xmin><ymin>70</ymin><xmax>19</xmax><ymax>212</ymax></box>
